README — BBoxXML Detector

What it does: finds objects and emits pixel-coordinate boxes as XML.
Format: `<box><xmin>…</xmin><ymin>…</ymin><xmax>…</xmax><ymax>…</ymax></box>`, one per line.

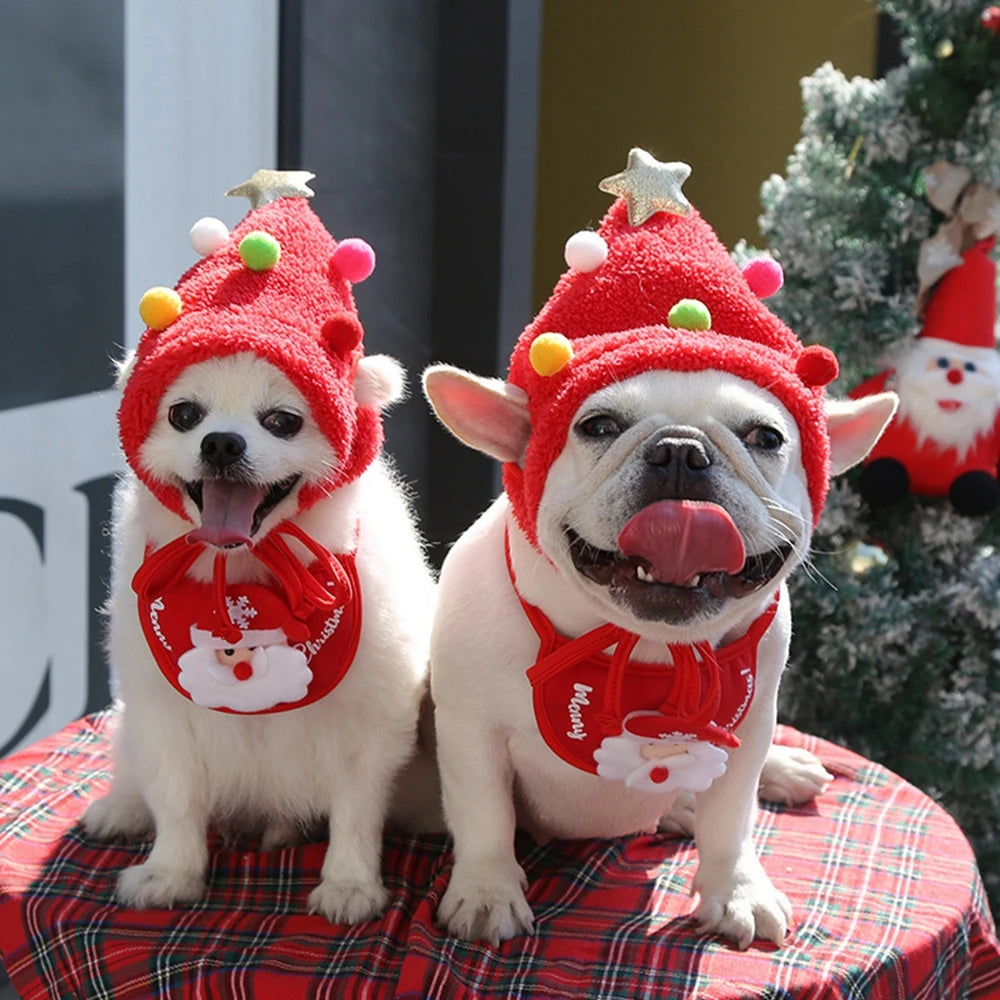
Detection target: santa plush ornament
<box><xmin>854</xmin><ymin>238</ymin><xmax>1000</xmax><ymax>516</ymax></box>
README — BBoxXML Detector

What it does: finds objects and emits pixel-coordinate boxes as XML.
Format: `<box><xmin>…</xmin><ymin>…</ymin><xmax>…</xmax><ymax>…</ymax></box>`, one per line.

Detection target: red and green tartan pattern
<box><xmin>1</xmin><ymin>712</ymin><xmax>998</xmax><ymax>999</ymax></box>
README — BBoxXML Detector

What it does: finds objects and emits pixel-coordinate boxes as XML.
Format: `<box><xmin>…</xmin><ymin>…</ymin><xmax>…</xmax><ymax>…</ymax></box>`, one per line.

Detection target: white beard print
<box><xmin>893</xmin><ymin>337</ymin><xmax>1000</xmax><ymax>453</ymax></box>
<box><xmin>178</xmin><ymin>642</ymin><xmax>313</xmax><ymax>712</ymax></box>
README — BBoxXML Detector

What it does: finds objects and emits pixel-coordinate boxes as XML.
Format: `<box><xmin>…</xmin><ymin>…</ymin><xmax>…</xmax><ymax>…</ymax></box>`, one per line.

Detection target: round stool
<box><xmin>1</xmin><ymin>711</ymin><xmax>998</xmax><ymax>998</ymax></box>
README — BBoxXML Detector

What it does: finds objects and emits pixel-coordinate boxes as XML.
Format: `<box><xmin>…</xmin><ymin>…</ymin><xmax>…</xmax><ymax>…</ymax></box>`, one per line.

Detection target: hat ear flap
<box><xmin>322</xmin><ymin>311</ymin><xmax>364</xmax><ymax>355</ymax></box>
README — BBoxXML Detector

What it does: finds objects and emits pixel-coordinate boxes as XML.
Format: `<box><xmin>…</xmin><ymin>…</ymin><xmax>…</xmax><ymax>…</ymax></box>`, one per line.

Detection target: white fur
<box><xmin>424</xmin><ymin>364</ymin><xmax>894</xmax><ymax>949</ymax></box>
<box><xmin>85</xmin><ymin>353</ymin><xmax>436</xmax><ymax>924</ymax></box>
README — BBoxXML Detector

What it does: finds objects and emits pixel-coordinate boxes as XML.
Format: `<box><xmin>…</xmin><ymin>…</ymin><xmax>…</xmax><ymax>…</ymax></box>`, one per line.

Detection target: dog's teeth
<box><xmin>636</xmin><ymin>565</ymin><xmax>655</xmax><ymax>583</ymax></box>
<box><xmin>684</xmin><ymin>575</ymin><xmax>701</xmax><ymax>588</ymax></box>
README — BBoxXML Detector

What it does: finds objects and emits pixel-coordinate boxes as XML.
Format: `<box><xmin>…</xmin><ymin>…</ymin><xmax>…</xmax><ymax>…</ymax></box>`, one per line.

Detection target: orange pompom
<box><xmin>529</xmin><ymin>333</ymin><xmax>574</xmax><ymax>376</ymax></box>
<box><xmin>138</xmin><ymin>287</ymin><xmax>183</xmax><ymax>330</ymax></box>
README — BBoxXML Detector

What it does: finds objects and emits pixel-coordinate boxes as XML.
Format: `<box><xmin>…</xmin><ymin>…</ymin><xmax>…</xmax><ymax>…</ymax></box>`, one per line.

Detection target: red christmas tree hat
<box><xmin>119</xmin><ymin>170</ymin><xmax>382</xmax><ymax>522</ymax></box>
<box><xmin>919</xmin><ymin>237</ymin><xmax>997</xmax><ymax>350</ymax></box>
<box><xmin>503</xmin><ymin>148</ymin><xmax>839</xmax><ymax>548</ymax></box>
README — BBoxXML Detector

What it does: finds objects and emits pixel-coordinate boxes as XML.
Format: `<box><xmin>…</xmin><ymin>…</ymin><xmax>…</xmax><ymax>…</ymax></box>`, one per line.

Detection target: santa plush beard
<box><xmin>894</xmin><ymin>336</ymin><xmax>1000</xmax><ymax>453</ymax></box>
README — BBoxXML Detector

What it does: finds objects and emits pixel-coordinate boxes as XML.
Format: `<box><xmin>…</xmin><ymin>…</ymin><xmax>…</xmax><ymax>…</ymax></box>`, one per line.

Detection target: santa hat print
<box><xmin>918</xmin><ymin>237</ymin><xmax>997</xmax><ymax>352</ymax></box>
<box><xmin>189</xmin><ymin>583</ymin><xmax>310</xmax><ymax>649</ymax></box>
<box><xmin>502</xmin><ymin>148</ymin><xmax>840</xmax><ymax>549</ymax></box>
<box><xmin>119</xmin><ymin>169</ymin><xmax>382</xmax><ymax>522</ymax></box>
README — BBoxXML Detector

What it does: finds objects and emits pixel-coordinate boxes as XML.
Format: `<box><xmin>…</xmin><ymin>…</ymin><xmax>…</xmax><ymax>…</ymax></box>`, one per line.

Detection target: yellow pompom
<box><xmin>139</xmin><ymin>287</ymin><xmax>183</xmax><ymax>330</ymax></box>
<box><xmin>529</xmin><ymin>332</ymin><xmax>574</xmax><ymax>377</ymax></box>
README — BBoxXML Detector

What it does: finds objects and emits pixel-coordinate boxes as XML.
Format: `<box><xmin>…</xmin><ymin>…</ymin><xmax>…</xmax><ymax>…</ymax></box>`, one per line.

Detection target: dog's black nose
<box><xmin>200</xmin><ymin>431</ymin><xmax>247</xmax><ymax>470</ymax></box>
<box><xmin>644</xmin><ymin>433</ymin><xmax>713</xmax><ymax>498</ymax></box>
<box><xmin>646</xmin><ymin>436</ymin><xmax>711</xmax><ymax>472</ymax></box>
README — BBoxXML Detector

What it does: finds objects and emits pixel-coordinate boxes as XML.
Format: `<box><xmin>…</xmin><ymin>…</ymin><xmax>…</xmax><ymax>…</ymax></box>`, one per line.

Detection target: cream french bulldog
<box><xmin>423</xmin><ymin>150</ymin><xmax>897</xmax><ymax>949</ymax></box>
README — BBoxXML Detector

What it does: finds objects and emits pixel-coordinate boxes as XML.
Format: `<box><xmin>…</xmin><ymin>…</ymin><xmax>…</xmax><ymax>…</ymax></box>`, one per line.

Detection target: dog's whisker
<box><xmin>757</xmin><ymin>509</ymin><xmax>836</xmax><ymax>591</ymax></box>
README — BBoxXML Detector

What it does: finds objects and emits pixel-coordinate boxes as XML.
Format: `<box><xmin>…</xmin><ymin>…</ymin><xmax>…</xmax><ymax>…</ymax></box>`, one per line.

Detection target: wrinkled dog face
<box><xmin>536</xmin><ymin>369</ymin><xmax>812</xmax><ymax>628</ymax></box>
<box><xmin>140</xmin><ymin>352</ymin><xmax>336</xmax><ymax>547</ymax></box>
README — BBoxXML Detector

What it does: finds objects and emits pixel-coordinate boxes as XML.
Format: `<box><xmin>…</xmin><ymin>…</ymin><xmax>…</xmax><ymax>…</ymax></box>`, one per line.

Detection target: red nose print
<box><xmin>947</xmin><ymin>368</ymin><xmax>963</xmax><ymax>385</ymax></box>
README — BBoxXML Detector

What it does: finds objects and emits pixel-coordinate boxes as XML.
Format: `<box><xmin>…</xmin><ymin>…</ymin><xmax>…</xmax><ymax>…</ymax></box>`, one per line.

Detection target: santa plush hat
<box><xmin>119</xmin><ymin>170</ymin><xmax>382</xmax><ymax>522</ymax></box>
<box><xmin>501</xmin><ymin>148</ymin><xmax>840</xmax><ymax>549</ymax></box>
<box><xmin>918</xmin><ymin>236</ymin><xmax>997</xmax><ymax>353</ymax></box>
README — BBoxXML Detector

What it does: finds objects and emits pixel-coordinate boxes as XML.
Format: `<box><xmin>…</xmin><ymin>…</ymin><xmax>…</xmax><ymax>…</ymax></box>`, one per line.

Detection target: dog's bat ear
<box><xmin>422</xmin><ymin>365</ymin><xmax>531</xmax><ymax>463</ymax></box>
<box><xmin>825</xmin><ymin>391</ymin><xmax>899</xmax><ymax>475</ymax></box>
<box><xmin>355</xmin><ymin>354</ymin><xmax>406</xmax><ymax>409</ymax></box>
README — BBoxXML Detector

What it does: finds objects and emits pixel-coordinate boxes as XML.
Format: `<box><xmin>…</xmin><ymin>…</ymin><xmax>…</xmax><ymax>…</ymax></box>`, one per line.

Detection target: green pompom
<box><xmin>239</xmin><ymin>231</ymin><xmax>281</xmax><ymax>271</ymax></box>
<box><xmin>668</xmin><ymin>298</ymin><xmax>712</xmax><ymax>331</ymax></box>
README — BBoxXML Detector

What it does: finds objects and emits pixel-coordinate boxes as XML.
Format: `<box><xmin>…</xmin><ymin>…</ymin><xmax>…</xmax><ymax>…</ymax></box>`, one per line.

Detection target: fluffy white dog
<box><xmin>422</xmin><ymin>150</ymin><xmax>896</xmax><ymax>950</ymax></box>
<box><xmin>84</xmin><ymin>182</ymin><xmax>436</xmax><ymax>925</ymax></box>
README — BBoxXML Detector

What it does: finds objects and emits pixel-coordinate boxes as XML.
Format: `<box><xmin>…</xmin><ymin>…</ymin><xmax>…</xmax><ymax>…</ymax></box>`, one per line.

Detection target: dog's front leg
<box><xmin>308</xmin><ymin>751</ymin><xmax>392</xmax><ymax>925</ymax></box>
<box><xmin>690</xmin><ymin>600</ymin><xmax>793</xmax><ymax>950</ymax></box>
<box><xmin>436</xmin><ymin>709</ymin><xmax>534</xmax><ymax>945</ymax></box>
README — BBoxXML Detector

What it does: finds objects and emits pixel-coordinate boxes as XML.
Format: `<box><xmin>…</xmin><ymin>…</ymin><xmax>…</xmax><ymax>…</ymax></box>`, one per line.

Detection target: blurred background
<box><xmin>0</xmin><ymin>0</ymin><xmax>883</xmax><ymax>757</ymax></box>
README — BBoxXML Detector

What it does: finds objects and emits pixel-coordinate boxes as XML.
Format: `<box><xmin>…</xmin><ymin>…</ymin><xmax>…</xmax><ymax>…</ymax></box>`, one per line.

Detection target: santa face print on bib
<box><xmin>592</xmin><ymin>714</ymin><xmax>730</xmax><ymax>793</ymax></box>
<box><xmin>176</xmin><ymin>585</ymin><xmax>319</xmax><ymax>712</ymax></box>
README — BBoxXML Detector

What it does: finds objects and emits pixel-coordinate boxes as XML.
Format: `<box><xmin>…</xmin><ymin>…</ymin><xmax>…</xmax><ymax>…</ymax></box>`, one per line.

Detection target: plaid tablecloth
<box><xmin>0</xmin><ymin>711</ymin><xmax>997</xmax><ymax>999</ymax></box>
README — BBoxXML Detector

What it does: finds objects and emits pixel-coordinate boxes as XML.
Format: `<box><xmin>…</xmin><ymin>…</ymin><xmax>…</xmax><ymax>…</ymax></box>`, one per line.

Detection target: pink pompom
<box><xmin>331</xmin><ymin>238</ymin><xmax>376</xmax><ymax>283</ymax></box>
<box><xmin>742</xmin><ymin>257</ymin><xmax>784</xmax><ymax>299</ymax></box>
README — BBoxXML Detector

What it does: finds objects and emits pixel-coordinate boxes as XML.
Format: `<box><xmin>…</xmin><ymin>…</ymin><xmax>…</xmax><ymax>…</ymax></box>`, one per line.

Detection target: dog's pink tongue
<box><xmin>617</xmin><ymin>500</ymin><xmax>746</xmax><ymax>585</ymax></box>
<box><xmin>186</xmin><ymin>480</ymin><xmax>267</xmax><ymax>547</ymax></box>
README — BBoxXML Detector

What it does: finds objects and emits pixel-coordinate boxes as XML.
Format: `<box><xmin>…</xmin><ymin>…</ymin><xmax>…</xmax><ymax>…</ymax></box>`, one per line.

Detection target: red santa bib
<box><xmin>132</xmin><ymin>522</ymin><xmax>362</xmax><ymax>715</ymax></box>
<box><xmin>509</xmin><ymin>539</ymin><xmax>777</xmax><ymax>793</ymax></box>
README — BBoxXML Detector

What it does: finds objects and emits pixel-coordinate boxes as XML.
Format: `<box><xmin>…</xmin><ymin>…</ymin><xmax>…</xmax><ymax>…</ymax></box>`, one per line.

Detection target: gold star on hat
<box><xmin>598</xmin><ymin>148</ymin><xmax>692</xmax><ymax>226</ymax></box>
<box><xmin>226</xmin><ymin>169</ymin><xmax>316</xmax><ymax>209</ymax></box>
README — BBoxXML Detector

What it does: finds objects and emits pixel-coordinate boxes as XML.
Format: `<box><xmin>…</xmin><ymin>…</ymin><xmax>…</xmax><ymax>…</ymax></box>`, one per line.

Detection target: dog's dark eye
<box><xmin>744</xmin><ymin>426</ymin><xmax>784</xmax><ymax>451</ymax></box>
<box><xmin>577</xmin><ymin>414</ymin><xmax>623</xmax><ymax>439</ymax></box>
<box><xmin>168</xmin><ymin>401</ymin><xmax>205</xmax><ymax>432</ymax></box>
<box><xmin>260</xmin><ymin>409</ymin><xmax>303</xmax><ymax>439</ymax></box>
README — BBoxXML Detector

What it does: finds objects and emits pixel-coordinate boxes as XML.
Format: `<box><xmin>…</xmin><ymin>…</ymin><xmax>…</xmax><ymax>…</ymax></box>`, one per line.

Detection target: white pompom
<box><xmin>355</xmin><ymin>354</ymin><xmax>406</xmax><ymax>409</ymax></box>
<box><xmin>564</xmin><ymin>230</ymin><xmax>608</xmax><ymax>272</ymax></box>
<box><xmin>189</xmin><ymin>216</ymin><xmax>230</xmax><ymax>256</ymax></box>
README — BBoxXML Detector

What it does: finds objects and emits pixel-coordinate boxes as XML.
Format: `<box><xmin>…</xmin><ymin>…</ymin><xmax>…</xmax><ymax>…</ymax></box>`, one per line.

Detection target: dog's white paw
<box><xmin>437</xmin><ymin>863</ymin><xmax>534</xmax><ymax>945</ymax></box>
<box><xmin>307</xmin><ymin>877</ymin><xmax>388</xmax><ymax>925</ymax></box>
<box><xmin>693</xmin><ymin>857</ymin><xmax>792</xmax><ymax>950</ymax></box>
<box><xmin>116</xmin><ymin>861</ymin><xmax>205</xmax><ymax>909</ymax></box>
<box><xmin>759</xmin><ymin>744</ymin><xmax>833</xmax><ymax>807</ymax></box>
<box><xmin>658</xmin><ymin>791</ymin><xmax>696</xmax><ymax>837</ymax></box>
<box><xmin>83</xmin><ymin>793</ymin><xmax>154</xmax><ymax>840</ymax></box>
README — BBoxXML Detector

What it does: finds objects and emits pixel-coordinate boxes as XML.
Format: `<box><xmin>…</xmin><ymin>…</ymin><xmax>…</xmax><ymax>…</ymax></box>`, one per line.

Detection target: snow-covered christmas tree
<box><xmin>756</xmin><ymin>0</ymin><xmax>1000</xmax><ymax>908</ymax></box>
